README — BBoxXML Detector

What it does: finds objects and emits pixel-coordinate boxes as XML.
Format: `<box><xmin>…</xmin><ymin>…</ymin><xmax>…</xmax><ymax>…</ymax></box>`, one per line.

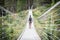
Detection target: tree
<box><xmin>5</xmin><ymin>0</ymin><xmax>17</xmax><ymax>13</ymax></box>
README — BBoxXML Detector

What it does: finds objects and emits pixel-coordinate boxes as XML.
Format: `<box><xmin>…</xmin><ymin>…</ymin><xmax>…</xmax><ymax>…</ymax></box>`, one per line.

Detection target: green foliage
<box><xmin>33</xmin><ymin>1</ymin><xmax>60</xmax><ymax>40</ymax></box>
<box><xmin>17</xmin><ymin>0</ymin><xmax>27</xmax><ymax>12</ymax></box>
<box><xmin>0</xmin><ymin>9</ymin><xmax>27</xmax><ymax>40</ymax></box>
<box><xmin>0</xmin><ymin>0</ymin><xmax>60</xmax><ymax>40</ymax></box>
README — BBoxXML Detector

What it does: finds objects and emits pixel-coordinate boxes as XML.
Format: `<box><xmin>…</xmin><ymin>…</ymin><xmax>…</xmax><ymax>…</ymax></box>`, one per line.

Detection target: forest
<box><xmin>0</xmin><ymin>0</ymin><xmax>60</xmax><ymax>40</ymax></box>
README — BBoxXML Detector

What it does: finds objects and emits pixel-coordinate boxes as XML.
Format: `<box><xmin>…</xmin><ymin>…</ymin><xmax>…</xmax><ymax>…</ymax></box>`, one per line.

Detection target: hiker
<box><xmin>29</xmin><ymin>15</ymin><xmax>32</xmax><ymax>28</ymax></box>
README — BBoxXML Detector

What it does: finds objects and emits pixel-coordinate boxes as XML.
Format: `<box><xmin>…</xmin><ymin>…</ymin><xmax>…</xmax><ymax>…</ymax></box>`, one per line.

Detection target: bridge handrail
<box><xmin>38</xmin><ymin>1</ymin><xmax>60</xmax><ymax>19</ymax></box>
<box><xmin>0</xmin><ymin>6</ymin><xmax>14</xmax><ymax>14</ymax></box>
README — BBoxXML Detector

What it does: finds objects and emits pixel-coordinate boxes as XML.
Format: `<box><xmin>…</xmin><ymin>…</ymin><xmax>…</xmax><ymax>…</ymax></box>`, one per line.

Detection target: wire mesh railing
<box><xmin>37</xmin><ymin>1</ymin><xmax>60</xmax><ymax>40</ymax></box>
<box><xmin>0</xmin><ymin>6</ymin><xmax>27</xmax><ymax>40</ymax></box>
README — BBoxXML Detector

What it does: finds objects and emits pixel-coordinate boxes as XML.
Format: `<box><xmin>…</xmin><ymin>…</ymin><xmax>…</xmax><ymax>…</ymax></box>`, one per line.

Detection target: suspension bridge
<box><xmin>0</xmin><ymin>1</ymin><xmax>60</xmax><ymax>40</ymax></box>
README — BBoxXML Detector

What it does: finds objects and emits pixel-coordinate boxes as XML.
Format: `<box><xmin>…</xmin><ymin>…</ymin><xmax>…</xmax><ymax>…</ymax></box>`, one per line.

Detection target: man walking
<box><xmin>29</xmin><ymin>15</ymin><xmax>32</xmax><ymax>29</ymax></box>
